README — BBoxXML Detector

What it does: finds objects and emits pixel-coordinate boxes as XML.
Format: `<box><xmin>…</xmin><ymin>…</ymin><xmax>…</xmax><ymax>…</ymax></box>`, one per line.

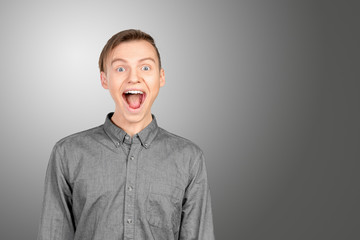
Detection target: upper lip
<box><xmin>123</xmin><ymin>88</ymin><xmax>146</xmax><ymax>94</ymax></box>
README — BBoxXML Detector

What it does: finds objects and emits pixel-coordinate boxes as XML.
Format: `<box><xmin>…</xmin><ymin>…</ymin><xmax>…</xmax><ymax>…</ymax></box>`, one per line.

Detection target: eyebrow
<box><xmin>111</xmin><ymin>57</ymin><xmax>156</xmax><ymax>65</ymax></box>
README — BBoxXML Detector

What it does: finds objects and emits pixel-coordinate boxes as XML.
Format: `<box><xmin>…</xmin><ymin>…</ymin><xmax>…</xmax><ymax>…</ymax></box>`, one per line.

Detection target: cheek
<box><xmin>144</xmin><ymin>75</ymin><xmax>161</xmax><ymax>87</ymax></box>
<box><xmin>108</xmin><ymin>76</ymin><xmax>124</xmax><ymax>89</ymax></box>
<box><xmin>149</xmin><ymin>85</ymin><xmax>160</xmax><ymax>100</ymax></box>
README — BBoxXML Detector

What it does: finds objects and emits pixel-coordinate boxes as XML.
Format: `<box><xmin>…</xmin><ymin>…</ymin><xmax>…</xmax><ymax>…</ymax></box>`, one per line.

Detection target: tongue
<box><xmin>127</xmin><ymin>94</ymin><xmax>141</xmax><ymax>109</ymax></box>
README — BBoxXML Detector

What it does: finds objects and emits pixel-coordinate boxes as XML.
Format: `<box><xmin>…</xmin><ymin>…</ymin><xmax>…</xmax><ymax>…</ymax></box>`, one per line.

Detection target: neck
<box><xmin>110</xmin><ymin>111</ymin><xmax>152</xmax><ymax>137</ymax></box>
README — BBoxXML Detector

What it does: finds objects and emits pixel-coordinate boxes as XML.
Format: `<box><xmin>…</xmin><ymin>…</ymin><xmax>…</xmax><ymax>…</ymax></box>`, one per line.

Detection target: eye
<box><xmin>116</xmin><ymin>67</ymin><xmax>125</xmax><ymax>72</ymax></box>
<box><xmin>141</xmin><ymin>65</ymin><xmax>151</xmax><ymax>71</ymax></box>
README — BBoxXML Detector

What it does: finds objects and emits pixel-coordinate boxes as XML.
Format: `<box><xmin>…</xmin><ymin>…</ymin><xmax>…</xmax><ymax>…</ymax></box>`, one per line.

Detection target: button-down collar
<box><xmin>103</xmin><ymin>112</ymin><xmax>158</xmax><ymax>148</ymax></box>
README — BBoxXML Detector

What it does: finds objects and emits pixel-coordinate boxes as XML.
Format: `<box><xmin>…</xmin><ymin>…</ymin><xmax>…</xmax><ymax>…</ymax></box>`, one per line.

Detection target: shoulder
<box><xmin>53</xmin><ymin>124</ymin><xmax>105</xmax><ymax>154</ymax></box>
<box><xmin>155</xmin><ymin>127</ymin><xmax>204</xmax><ymax>158</ymax></box>
<box><xmin>155</xmin><ymin>128</ymin><xmax>208</xmax><ymax>182</ymax></box>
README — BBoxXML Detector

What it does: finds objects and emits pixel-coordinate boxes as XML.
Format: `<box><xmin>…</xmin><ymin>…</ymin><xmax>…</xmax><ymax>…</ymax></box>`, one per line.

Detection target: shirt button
<box><xmin>130</xmin><ymin>156</ymin><xmax>134</xmax><ymax>160</ymax></box>
<box><xmin>115</xmin><ymin>142</ymin><xmax>119</xmax><ymax>147</ymax></box>
<box><xmin>127</xmin><ymin>218</ymin><xmax>133</xmax><ymax>224</ymax></box>
<box><xmin>144</xmin><ymin>143</ymin><xmax>148</xmax><ymax>148</ymax></box>
<box><xmin>125</xmin><ymin>135</ymin><xmax>130</xmax><ymax>140</ymax></box>
<box><xmin>127</xmin><ymin>186</ymin><xmax>133</xmax><ymax>191</ymax></box>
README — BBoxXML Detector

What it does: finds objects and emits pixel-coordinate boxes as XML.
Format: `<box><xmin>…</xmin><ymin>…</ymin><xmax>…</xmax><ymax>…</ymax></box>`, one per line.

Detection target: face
<box><xmin>100</xmin><ymin>40</ymin><xmax>165</xmax><ymax>129</ymax></box>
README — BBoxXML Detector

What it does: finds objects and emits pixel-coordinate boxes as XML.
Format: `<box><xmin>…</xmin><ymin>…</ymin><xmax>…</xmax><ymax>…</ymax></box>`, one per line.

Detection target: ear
<box><xmin>159</xmin><ymin>68</ymin><xmax>165</xmax><ymax>87</ymax></box>
<box><xmin>100</xmin><ymin>71</ymin><xmax>109</xmax><ymax>89</ymax></box>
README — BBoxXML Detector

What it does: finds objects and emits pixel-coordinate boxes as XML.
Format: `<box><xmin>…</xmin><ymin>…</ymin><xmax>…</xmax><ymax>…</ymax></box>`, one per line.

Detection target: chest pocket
<box><xmin>146</xmin><ymin>183</ymin><xmax>184</xmax><ymax>232</ymax></box>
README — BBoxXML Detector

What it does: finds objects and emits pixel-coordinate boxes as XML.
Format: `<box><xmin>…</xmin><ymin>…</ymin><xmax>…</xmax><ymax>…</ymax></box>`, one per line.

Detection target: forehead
<box><xmin>108</xmin><ymin>40</ymin><xmax>158</xmax><ymax>64</ymax></box>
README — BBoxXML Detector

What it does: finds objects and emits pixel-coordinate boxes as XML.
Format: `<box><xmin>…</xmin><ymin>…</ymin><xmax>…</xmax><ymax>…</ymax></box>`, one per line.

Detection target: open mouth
<box><xmin>122</xmin><ymin>90</ymin><xmax>146</xmax><ymax>110</ymax></box>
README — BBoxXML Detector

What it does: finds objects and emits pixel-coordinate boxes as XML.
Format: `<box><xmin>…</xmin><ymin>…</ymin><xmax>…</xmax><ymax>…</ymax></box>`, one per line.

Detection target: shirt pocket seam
<box><xmin>146</xmin><ymin>183</ymin><xmax>184</xmax><ymax>231</ymax></box>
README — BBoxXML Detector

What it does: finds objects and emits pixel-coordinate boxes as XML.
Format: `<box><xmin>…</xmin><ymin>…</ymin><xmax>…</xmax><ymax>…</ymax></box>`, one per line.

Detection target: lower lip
<box><xmin>122</xmin><ymin>93</ymin><xmax>146</xmax><ymax>113</ymax></box>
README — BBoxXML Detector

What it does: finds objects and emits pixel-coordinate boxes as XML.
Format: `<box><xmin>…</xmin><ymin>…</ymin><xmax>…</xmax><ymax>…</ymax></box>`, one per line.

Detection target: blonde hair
<box><xmin>98</xmin><ymin>29</ymin><xmax>161</xmax><ymax>72</ymax></box>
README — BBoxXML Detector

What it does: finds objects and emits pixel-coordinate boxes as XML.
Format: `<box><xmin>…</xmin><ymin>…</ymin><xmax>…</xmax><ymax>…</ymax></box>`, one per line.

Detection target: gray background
<box><xmin>0</xmin><ymin>0</ymin><xmax>359</xmax><ymax>239</ymax></box>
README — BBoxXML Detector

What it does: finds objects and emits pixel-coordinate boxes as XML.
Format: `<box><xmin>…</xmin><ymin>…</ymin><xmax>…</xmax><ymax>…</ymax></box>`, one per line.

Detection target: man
<box><xmin>38</xmin><ymin>29</ymin><xmax>215</xmax><ymax>240</ymax></box>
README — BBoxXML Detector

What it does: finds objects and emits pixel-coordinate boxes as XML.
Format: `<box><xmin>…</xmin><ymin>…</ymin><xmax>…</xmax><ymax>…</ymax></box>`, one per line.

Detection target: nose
<box><xmin>128</xmin><ymin>68</ymin><xmax>141</xmax><ymax>83</ymax></box>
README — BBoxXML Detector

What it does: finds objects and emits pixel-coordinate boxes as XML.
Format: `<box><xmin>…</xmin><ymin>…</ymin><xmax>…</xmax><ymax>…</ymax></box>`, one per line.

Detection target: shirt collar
<box><xmin>103</xmin><ymin>112</ymin><xmax>159</xmax><ymax>149</ymax></box>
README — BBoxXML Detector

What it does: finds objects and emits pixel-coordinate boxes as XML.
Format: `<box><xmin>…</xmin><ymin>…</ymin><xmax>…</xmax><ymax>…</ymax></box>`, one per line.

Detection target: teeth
<box><xmin>125</xmin><ymin>90</ymin><xmax>143</xmax><ymax>94</ymax></box>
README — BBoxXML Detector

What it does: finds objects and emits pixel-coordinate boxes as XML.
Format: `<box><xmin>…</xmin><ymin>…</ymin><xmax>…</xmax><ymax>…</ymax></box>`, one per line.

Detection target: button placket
<box><xmin>124</xmin><ymin>144</ymin><xmax>139</xmax><ymax>239</ymax></box>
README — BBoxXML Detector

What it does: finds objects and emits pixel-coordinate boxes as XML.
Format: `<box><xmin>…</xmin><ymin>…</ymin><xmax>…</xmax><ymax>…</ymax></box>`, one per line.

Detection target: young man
<box><xmin>38</xmin><ymin>29</ymin><xmax>215</xmax><ymax>240</ymax></box>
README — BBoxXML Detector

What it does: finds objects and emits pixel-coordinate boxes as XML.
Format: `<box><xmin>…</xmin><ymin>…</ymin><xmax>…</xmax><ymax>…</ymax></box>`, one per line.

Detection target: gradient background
<box><xmin>0</xmin><ymin>0</ymin><xmax>359</xmax><ymax>239</ymax></box>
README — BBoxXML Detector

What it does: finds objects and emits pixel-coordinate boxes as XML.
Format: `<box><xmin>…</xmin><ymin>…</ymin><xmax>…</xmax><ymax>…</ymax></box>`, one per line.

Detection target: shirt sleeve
<box><xmin>179</xmin><ymin>152</ymin><xmax>215</xmax><ymax>240</ymax></box>
<box><xmin>37</xmin><ymin>144</ymin><xmax>75</xmax><ymax>240</ymax></box>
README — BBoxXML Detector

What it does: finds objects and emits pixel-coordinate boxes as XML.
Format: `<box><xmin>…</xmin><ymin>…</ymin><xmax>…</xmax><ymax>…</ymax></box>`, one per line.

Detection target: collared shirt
<box><xmin>37</xmin><ymin>113</ymin><xmax>215</xmax><ymax>240</ymax></box>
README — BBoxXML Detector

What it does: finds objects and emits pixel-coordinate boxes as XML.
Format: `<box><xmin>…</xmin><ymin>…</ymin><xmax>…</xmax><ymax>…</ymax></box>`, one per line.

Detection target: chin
<box><xmin>120</xmin><ymin>108</ymin><xmax>152</xmax><ymax>124</ymax></box>
<box><xmin>123</xmin><ymin>113</ymin><xmax>146</xmax><ymax>123</ymax></box>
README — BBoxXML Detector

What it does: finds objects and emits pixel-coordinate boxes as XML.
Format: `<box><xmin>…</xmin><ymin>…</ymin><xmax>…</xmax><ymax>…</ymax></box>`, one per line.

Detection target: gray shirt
<box><xmin>37</xmin><ymin>113</ymin><xmax>215</xmax><ymax>240</ymax></box>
